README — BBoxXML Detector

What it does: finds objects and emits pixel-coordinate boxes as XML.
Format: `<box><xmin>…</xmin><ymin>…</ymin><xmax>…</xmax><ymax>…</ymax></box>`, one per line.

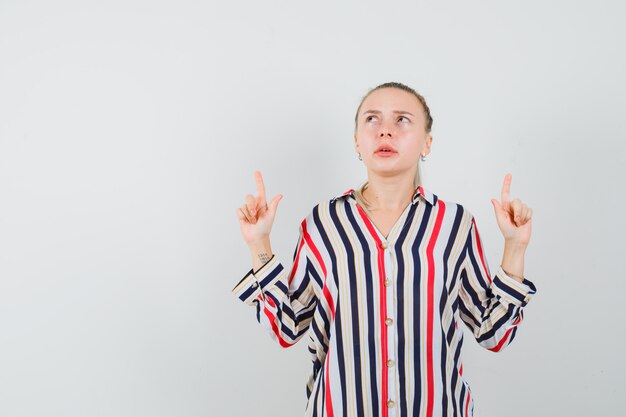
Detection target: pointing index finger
<box><xmin>501</xmin><ymin>173</ymin><xmax>512</xmax><ymax>206</ymax></box>
<box><xmin>255</xmin><ymin>170</ymin><xmax>267</xmax><ymax>206</ymax></box>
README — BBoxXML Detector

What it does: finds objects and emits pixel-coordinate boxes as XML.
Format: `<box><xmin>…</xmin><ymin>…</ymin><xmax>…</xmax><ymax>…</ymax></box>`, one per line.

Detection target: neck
<box><xmin>361</xmin><ymin>176</ymin><xmax>416</xmax><ymax>211</ymax></box>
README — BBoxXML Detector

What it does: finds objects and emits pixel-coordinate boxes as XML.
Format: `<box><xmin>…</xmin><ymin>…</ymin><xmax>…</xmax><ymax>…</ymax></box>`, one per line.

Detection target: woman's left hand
<box><xmin>490</xmin><ymin>173</ymin><xmax>532</xmax><ymax>246</ymax></box>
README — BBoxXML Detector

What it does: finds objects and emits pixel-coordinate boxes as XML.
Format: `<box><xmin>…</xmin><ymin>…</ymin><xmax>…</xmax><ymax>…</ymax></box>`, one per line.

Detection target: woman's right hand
<box><xmin>236</xmin><ymin>170</ymin><xmax>283</xmax><ymax>246</ymax></box>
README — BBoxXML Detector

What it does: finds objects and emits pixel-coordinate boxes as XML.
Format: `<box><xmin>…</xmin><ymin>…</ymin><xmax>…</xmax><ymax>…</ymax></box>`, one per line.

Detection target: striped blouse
<box><xmin>232</xmin><ymin>185</ymin><xmax>537</xmax><ymax>417</ymax></box>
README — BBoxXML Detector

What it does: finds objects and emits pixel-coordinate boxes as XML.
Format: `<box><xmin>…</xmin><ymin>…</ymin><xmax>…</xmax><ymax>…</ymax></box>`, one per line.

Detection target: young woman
<box><xmin>233</xmin><ymin>82</ymin><xmax>537</xmax><ymax>417</ymax></box>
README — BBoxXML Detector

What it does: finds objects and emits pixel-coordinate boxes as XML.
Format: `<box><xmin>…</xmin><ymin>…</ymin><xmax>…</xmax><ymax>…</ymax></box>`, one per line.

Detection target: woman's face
<box><xmin>354</xmin><ymin>87</ymin><xmax>432</xmax><ymax>179</ymax></box>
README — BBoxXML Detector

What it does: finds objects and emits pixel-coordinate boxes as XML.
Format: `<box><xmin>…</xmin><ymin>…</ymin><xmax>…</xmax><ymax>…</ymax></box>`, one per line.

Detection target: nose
<box><xmin>378</xmin><ymin>123</ymin><xmax>393</xmax><ymax>138</ymax></box>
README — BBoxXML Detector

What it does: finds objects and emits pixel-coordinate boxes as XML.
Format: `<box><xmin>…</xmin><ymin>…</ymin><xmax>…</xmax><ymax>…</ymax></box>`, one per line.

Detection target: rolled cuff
<box><xmin>232</xmin><ymin>255</ymin><xmax>281</xmax><ymax>306</ymax></box>
<box><xmin>491</xmin><ymin>265</ymin><xmax>537</xmax><ymax>307</ymax></box>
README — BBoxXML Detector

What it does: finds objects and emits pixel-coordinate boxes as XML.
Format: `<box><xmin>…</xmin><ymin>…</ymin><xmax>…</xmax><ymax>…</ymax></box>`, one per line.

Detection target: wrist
<box><xmin>500</xmin><ymin>264</ymin><xmax>526</xmax><ymax>281</ymax></box>
<box><xmin>501</xmin><ymin>241</ymin><xmax>527</xmax><ymax>283</ymax></box>
<box><xmin>249</xmin><ymin>236</ymin><xmax>274</xmax><ymax>274</ymax></box>
<box><xmin>248</xmin><ymin>235</ymin><xmax>271</xmax><ymax>249</ymax></box>
<box><xmin>504</xmin><ymin>240</ymin><xmax>527</xmax><ymax>253</ymax></box>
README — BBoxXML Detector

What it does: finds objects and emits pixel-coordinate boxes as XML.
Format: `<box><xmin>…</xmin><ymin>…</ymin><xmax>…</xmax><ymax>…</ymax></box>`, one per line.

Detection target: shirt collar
<box><xmin>332</xmin><ymin>184</ymin><xmax>435</xmax><ymax>206</ymax></box>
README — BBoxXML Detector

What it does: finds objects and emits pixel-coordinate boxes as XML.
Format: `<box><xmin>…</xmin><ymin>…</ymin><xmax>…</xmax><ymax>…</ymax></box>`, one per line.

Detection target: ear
<box><xmin>424</xmin><ymin>135</ymin><xmax>433</xmax><ymax>153</ymax></box>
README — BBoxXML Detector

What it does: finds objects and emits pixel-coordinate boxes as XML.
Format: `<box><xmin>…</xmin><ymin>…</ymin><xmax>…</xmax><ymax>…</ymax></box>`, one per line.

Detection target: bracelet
<box><xmin>500</xmin><ymin>265</ymin><xmax>525</xmax><ymax>281</ymax></box>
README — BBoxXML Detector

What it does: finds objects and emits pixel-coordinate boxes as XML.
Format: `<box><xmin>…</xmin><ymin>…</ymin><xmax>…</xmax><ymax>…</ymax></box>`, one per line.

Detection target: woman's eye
<box><xmin>365</xmin><ymin>116</ymin><xmax>376</xmax><ymax>122</ymax></box>
<box><xmin>398</xmin><ymin>116</ymin><xmax>410</xmax><ymax>122</ymax></box>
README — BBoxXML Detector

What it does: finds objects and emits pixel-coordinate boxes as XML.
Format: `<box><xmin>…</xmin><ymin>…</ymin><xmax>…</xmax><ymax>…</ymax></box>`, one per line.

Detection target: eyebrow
<box><xmin>362</xmin><ymin>110</ymin><xmax>415</xmax><ymax>116</ymax></box>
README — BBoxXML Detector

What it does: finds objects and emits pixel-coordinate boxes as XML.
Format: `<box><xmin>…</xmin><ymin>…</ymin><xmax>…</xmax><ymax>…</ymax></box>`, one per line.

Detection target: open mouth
<box><xmin>375</xmin><ymin>144</ymin><xmax>397</xmax><ymax>154</ymax></box>
<box><xmin>375</xmin><ymin>149</ymin><xmax>397</xmax><ymax>155</ymax></box>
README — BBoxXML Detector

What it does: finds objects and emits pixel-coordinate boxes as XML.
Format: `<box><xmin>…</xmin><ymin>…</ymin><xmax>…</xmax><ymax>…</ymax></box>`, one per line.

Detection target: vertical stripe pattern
<box><xmin>233</xmin><ymin>186</ymin><xmax>537</xmax><ymax>416</ymax></box>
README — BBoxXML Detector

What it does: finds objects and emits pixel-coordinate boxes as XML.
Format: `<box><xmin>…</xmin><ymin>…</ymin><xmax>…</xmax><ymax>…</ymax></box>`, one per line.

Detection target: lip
<box><xmin>375</xmin><ymin>144</ymin><xmax>398</xmax><ymax>154</ymax></box>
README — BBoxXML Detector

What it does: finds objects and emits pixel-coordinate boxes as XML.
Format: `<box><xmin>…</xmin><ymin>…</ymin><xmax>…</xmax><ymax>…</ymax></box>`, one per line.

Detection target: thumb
<box><xmin>268</xmin><ymin>194</ymin><xmax>283</xmax><ymax>214</ymax></box>
<box><xmin>491</xmin><ymin>199</ymin><xmax>502</xmax><ymax>214</ymax></box>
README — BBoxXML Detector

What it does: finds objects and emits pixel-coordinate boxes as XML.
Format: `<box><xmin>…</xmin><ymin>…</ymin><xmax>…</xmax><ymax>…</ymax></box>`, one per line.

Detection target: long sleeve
<box><xmin>458</xmin><ymin>215</ymin><xmax>537</xmax><ymax>352</ymax></box>
<box><xmin>231</xmin><ymin>217</ymin><xmax>322</xmax><ymax>348</ymax></box>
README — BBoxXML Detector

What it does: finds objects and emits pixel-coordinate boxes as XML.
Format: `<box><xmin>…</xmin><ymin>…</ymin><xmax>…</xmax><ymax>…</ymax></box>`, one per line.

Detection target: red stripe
<box><xmin>300</xmin><ymin>219</ymin><xmax>333</xmax><ymax>414</ymax></box>
<box><xmin>324</xmin><ymin>348</ymin><xmax>334</xmax><ymax>417</ymax></box>
<box><xmin>261</xmin><ymin>302</ymin><xmax>295</xmax><ymax>348</ymax></box>
<box><xmin>488</xmin><ymin>316</ymin><xmax>522</xmax><ymax>352</ymax></box>
<box><xmin>302</xmin><ymin>219</ymin><xmax>327</xmax><ymax>278</ymax></box>
<box><xmin>471</xmin><ymin>217</ymin><xmax>492</xmax><ymax>284</ymax></box>
<box><xmin>288</xmin><ymin>232</ymin><xmax>306</xmax><ymax>285</ymax></box>
<box><xmin>464</xmin><ymin>389</ymin><xmax>471</xmax><ymax>416</ymax></box>
<box><xmin>322</xmin><ymin>285</ymin><xmax>335</xmax><ymax>319</ymax></box>
<box><xmin>258</xmin><ymin>292</ymin><xmax>295</xmax><ymax>348</ymax></box>
<box><xmin>301</xmin><ymin>219</ymin><xmax>334</xmax><ymax>318</ymax></box>
<box><xmin>426</xmin><ymin>200</ymin><xmax>445</xmax><ymax>417</ymax></box>
<box><xmin>355</xmin><ymin>204</ymin><xmax>388</xmax><ymax>417</ymax></box>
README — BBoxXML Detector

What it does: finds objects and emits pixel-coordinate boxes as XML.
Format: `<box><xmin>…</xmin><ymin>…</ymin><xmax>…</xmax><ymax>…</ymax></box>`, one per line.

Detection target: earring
<box><xmin>421</xmin><ymin>153</ymin><xmax>427</xmax><ymax>162</ymax></box>
<box><xmin>358</xmin><ymin>153</ymin><xmax>362</xmax><ymax>161</ymax></box>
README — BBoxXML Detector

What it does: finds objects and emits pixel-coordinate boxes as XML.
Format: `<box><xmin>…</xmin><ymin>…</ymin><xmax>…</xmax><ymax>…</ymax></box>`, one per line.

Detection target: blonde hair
<box><xmin>353</xmin><ymin>82</ymin><xmax>433</xmax><ymax>210</ymax></box>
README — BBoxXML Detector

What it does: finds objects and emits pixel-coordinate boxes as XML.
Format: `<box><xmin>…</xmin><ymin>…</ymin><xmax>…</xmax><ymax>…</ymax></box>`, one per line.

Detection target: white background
<box><xmin>1</xmin><ymin>0</ymin><xmax>624</xmax><ymax>416</ymax></box>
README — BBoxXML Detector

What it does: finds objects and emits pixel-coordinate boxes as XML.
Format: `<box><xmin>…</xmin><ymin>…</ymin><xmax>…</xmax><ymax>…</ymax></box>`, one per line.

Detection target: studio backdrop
<box><xmin>0</xmin><ymin>0</ymin><xmax>624</xmax><ymax>416</ymax></box>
